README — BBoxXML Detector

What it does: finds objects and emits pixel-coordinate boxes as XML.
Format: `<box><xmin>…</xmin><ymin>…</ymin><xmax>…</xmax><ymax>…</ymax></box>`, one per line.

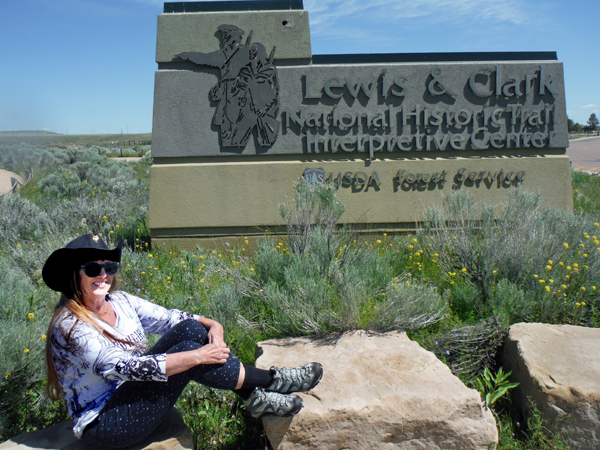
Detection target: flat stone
<box><xmin>0</xmin><ymin>411</ymin><xmax>193</xmax><ymax>450</ymax></box>
<box><xmin>255</xmin><ymin>331</ymin><xmax>498</xmax><ymax>449</ymax></box>
<box><xmin>503</xmin><ymin>322</ymin><xmax>600</xmax><ymax>449</ymax></box>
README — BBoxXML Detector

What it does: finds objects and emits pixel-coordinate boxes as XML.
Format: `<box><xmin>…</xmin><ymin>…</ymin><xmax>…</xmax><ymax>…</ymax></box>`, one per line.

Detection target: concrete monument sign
<box><xmin>149</xmin><ymin>0</ymin><xmax>571</xmax><ymax>249</ymax></box>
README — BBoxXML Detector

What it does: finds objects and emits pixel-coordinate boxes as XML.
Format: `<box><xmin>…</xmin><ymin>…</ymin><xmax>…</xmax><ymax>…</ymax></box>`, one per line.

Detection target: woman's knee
<box><xmin>171</xmin><ymin>319</ymin><xmax>208</xmax><ymax>343</ymax></box>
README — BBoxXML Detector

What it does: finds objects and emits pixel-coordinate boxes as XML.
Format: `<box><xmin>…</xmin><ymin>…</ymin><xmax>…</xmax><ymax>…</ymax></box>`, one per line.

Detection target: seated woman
<box><xmin>42</xmin><ymin>234</ymin><xmax>322</xmax><ymax>449</ymax></box>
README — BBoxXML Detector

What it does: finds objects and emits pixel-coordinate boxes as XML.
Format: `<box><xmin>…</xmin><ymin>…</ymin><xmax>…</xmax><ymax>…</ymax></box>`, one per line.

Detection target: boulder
<box><xmin>0</xmin><ymin>409</ymin><xmax>193</xmax><ymax>450</ymax></box>
<box><xmin>503</xmin><ymin>322</ymin><xmax>600</xmax><ymax>449</ymax></box>
<box><xmin>256</xmin><ymin>331</ymin><xmax>498</xmax><ymax>449</ymax></box>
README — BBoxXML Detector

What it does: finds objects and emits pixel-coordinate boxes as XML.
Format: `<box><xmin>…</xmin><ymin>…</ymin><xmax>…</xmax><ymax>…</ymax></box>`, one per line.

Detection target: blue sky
<box><xmin>1</xmin><ymin>0</ymin><xmax>598</xmax><ymax>134</ymax></box>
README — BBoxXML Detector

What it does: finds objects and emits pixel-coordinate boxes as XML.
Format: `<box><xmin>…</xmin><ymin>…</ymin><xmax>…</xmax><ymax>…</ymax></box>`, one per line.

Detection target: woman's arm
<box><xmin>165</xmin><ymin>342</ymin><xmax>230</xmax><ymax>377</ymax></box>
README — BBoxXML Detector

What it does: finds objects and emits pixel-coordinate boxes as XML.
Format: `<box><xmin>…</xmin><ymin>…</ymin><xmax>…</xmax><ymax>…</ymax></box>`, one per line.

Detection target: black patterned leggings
<box><xmin>82</xmin><ymin>319</ymin><xmax>241</xmax><ymax>449</ymax></box>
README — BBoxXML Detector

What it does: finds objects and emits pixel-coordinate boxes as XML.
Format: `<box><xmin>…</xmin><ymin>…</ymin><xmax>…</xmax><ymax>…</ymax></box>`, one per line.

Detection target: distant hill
<box><xmin>0</xmin><ymin>130</ymin><xmax>63</xmax><ymax>136</ymax></box>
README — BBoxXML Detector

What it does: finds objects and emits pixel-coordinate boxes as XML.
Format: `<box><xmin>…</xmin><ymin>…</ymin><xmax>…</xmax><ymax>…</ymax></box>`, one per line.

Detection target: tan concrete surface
<box><xmin>148</xmin><ymin>155</ymin><xmax>573</xmax><ymax>241</ymax></box>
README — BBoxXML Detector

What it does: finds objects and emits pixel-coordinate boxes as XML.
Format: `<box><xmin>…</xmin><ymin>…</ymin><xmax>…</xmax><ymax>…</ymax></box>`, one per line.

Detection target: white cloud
<box><xmin>582</xmin><ymin>104</ymin><xmax>598</xmax><ymax>108</ymax></box>
<box><xmin>304</xmin><ymin>0</ymin><xmax>533</xmax><ymax>38</ymax></box>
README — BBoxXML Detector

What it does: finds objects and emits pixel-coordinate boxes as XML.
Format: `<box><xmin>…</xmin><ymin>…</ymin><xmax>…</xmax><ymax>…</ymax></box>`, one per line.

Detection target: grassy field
<box><xmin>1</xmin><ymin>139</ymin><xmax>598</xmax><ymax>449</ymax></box>
<box><xmin>0</xmin><ymin>132</ymin><xmax>151</xmax><ymax>148</ymax></box>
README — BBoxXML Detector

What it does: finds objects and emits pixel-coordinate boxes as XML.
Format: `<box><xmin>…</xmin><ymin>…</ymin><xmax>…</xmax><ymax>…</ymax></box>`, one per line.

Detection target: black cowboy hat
<box><xmin>42</xmin><ymin>233</ymin><xmax>123</xmax><ymax>296</ymax></box>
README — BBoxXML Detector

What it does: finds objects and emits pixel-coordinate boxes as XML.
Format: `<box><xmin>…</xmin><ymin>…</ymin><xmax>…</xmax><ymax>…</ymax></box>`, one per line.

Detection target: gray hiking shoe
<box><xmin>243</xmin><ymin>388</ymin><xmax>303</xmax><ymax>418</ymax></box>
<box><xmin>267</xmin><ymin>362</ymin><xmax>323</xmax><ymax>394</ymax></box>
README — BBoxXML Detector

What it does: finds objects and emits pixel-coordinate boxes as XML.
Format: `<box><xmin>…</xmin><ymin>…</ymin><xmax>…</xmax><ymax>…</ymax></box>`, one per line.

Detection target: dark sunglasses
<box><xmin>80</xmin><ymin>262</ymin><xmax>120</xmax><ymax>277</ymax></box>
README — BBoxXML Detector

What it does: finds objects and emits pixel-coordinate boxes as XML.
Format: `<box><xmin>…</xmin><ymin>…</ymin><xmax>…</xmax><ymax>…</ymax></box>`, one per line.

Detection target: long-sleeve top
<box><xmin>49</xmin><ymin>291</ymin><xmax>200</xmax><ymax>438</ymax></box>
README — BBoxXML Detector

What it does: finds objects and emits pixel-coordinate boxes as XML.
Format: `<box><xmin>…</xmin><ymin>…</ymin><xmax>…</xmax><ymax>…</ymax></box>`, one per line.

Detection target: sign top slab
<box><xmin>164</xmin><ymin>1</ymin><xmax>304</xmax><ymax>13</ymax></box>
<box><xmin>157</xmin><ymin>1</ymin><xmax>311</xmax><ymax>62</ymax></box>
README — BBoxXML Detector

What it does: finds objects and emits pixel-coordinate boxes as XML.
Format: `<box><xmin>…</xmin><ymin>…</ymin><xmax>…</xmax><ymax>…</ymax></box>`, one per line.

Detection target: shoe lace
<box><xmin>275</xmin><ymin>365</ymin><xmax>312</xmax><ymax>383</ymax></box>
<box><xmin>257</xmin><ymin>389</ymin><xmax>294</xmax><ymax>409</ymax></box>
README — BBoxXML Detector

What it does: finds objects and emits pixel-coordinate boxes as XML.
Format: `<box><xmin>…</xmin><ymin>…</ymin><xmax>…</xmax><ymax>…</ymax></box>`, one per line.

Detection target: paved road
<box><xmin>567</xmin><ymin>136</ymin><xmax>600</xmax><ymax>173</ymax></box>
<box><xmin>0</xmin><ymin>168</ymin><xmax>22</xmax><ymax>194</ymax></box>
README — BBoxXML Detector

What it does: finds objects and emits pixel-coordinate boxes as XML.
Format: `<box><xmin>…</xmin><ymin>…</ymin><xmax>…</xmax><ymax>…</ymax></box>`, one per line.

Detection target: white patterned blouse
<box><xmin>50</xmin><ymin>291</ymin><xmax>200</xmax><ymax>438</ymax></box>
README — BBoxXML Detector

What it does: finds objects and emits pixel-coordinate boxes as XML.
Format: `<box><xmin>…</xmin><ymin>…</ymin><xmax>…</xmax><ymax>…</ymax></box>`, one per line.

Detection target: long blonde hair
<box><xmin>45</xmin><ymin>270</ymin><xmax>130</xmax><ymax>400</ymax></box>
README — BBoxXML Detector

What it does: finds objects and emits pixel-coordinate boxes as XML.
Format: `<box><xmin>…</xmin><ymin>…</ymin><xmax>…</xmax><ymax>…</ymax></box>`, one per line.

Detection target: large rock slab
<box><xmin>503</xmin><ymin>322</ymin><xmax>600</xmax><ymax>449</ymax></box>
<box><xmin>256</xmin><ymin>331</ymin><xmax>497</xmax><ymax>449</ymax></box>
<box><xmin>0</xmin><ymin>412</ymin><xmax>193</xmax><ymax>450</ymax></box>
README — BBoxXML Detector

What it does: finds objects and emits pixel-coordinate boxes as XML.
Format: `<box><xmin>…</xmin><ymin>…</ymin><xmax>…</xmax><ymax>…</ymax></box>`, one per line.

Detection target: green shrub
<box><xmin>254</xmin><ymin>180</ymin><xmax>448</xmax><ymax>335</ymax></box>
<box><xmin>421</xmin><ymin>189</ymin><xmax>600</xmax><ymax>326</ymax></box>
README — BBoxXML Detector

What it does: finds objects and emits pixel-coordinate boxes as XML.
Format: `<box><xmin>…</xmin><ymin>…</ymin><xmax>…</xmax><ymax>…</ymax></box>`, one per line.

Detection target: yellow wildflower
<box><xmin>27</xmin><ymin>313</ymin><xmax>34</xmax><ymax>320</ymax></box>
<box><xmin>23</xmin><ymin>349</ymin><xmax>29</xmax><ymax>354</ymax></box>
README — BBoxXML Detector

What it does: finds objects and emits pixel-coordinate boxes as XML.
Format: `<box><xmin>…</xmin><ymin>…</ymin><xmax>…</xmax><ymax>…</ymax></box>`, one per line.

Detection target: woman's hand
<box><xmin>207</xmin><ymin>321</ymin><xmax>224</xmax><ymax>345</ymax></box>
<box><xmin>195</xmin><ymin>342</ymin><xmax>230</xmax><ymax>365</ymax></box>
<box><xmin>197</xmin><ymin>317</ymin><xmax>225</xmax><ymax>345</ymax></box>
<box><xmin>165</xmin><ymin>342</ymin><xmax>231</xmax><ymax>376</ymax></box>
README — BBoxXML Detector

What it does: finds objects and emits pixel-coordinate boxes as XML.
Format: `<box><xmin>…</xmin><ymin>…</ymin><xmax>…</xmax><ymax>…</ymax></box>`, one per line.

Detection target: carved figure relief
<box><xmin>177</xmin><ymin>24</ymin><xmax>280</xmax><ymax>148</ymax></box>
